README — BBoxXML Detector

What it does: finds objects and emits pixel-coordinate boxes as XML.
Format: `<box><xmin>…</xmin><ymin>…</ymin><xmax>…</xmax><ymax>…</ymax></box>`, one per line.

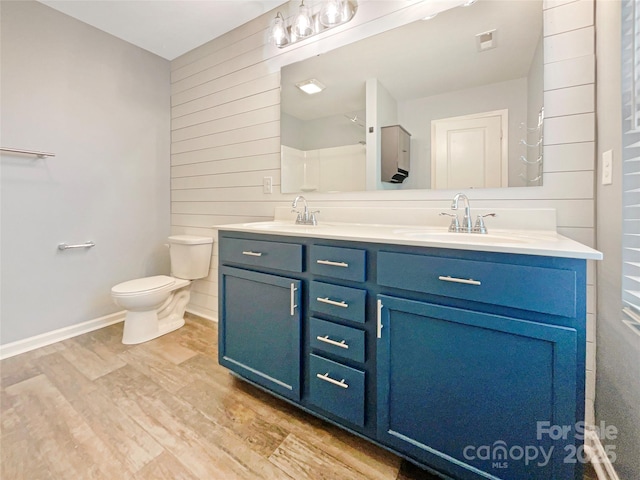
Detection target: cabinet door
<box><xmin>376</xmin><ymin>294</ymin><xmax>578</xmax><ymax>480</ymax></box>
<box><xmin>219</xmin><ymin>266</ymin><xmax>301</xmax><ymax>400</ymax></box>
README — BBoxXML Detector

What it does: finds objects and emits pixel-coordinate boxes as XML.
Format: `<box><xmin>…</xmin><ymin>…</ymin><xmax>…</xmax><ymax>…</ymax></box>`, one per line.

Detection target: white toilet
<box><xmin>111</xmin><ymin>235</ymin><xmax>213</xmax><ymax>345</ymax></box>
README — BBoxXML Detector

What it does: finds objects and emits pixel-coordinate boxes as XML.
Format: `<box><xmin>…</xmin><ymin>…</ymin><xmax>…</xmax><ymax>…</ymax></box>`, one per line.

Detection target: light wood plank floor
<box><xmin>1</xmin><ymin>314</ymin><xmax>598</xmax><ymax>480</ymax></box>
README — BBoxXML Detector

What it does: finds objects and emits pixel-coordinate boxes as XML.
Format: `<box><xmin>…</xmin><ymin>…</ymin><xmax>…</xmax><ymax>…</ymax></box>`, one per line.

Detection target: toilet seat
<box><xmin>112</xmin><ymin>275</ymin><xmax>175</xmax><ymax>297</ymax></box>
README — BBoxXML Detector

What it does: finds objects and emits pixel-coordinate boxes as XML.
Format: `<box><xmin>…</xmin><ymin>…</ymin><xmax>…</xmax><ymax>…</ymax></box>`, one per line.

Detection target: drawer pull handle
<box><xmin>438</xmin><ymin>275</ymin><xmax>481</xmax><ymax>286</ymax></box>
<box><xmin>290</xmin><ymin>284</ymin><xmax>298</xmax><ymax>316</ymax></box>
<box><xmin>377</xmin><ymin>298</ymin><xmax>383</xmax><ymax>339</ymax></box>
<box><xmin>242</xmin><ymin>251</ymin><xmax>263</xmax><ymax>257</ymax></box>
<box><xmin>316</xmin><ymin>372</ymin><xmax>349</xmax><ymax>389</ymax></box>
<box><xmin>316</xmin><ymin>297</ymin><xmax>348</xmax><ymax>308</ymax></box>
<box><xmin>316</xmin><ymin>335</ymin><xmax>349</xmax><ymax>349</ymax></box>
<box><xmin>316</xmin><ymin>259</ymin><xmax>349</xmax><ymax>268</ymax></box>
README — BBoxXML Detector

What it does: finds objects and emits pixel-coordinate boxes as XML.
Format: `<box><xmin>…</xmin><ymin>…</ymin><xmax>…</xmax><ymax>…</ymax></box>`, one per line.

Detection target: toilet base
<box><xmin>122</xmin><ymin>311</ymin><xmax>186</xmax><ymax>345</ymax></box>
<box><xmin>121</xmin><ymin>284</ymin><xmax>191</xmax><ymax>345</ymax></box>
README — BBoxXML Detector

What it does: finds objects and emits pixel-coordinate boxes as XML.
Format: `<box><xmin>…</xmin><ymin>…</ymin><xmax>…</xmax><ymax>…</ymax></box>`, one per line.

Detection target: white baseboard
<box><xmin>585</xmin><ymin>429</ymin><xmax>620</xmax><ymax>480</ymax></box>
<box><xmin>0</xmin><ymin>311</ymin><xmax>126</xmax><ymax>360</ymax></box>
<box><xmin>186</xmin><ymin>307</ymin><xmax>218</xmax><ymax>323</ymax></box>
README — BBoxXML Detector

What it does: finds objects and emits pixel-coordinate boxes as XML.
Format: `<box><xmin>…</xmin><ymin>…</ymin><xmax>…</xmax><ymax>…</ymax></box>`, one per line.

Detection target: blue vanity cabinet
<box><xmin>218</xmin><ymin>236</ymin><xmax>303</xmax><ymax>401</ymax></box>
<box><xmin>376</xmin><ymin>295</ymin><xmax>577</xmax><ymax>479</ymax></box>
<box><xmin>376</xmin><ymin>250</ymin><xmax>586</xmax><ymax>480</ymax></box>
<box><xmin>218</xmin><ymin>231</ymin><xmax>587</xmax><ymax>480</ymax></box>
<box><xmin>219</xmin><ymin>267</ymin><xmax>302</xmax><ymax>400</ymax></box>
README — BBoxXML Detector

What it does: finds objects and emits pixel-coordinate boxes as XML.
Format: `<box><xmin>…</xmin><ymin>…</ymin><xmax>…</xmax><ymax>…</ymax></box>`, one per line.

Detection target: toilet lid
<box><xmin>112</xmin><ymin>275</ymin><xmax>175</xmax><ymax>295</ymax></box>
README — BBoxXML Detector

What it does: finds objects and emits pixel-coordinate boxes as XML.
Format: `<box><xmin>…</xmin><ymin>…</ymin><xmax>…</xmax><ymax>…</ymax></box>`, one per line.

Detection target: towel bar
<box><xmin>58</xmin><ymin>241</ymin><xmax>95</xmax><ymax>251</ymax></box>
<box><xmin>1</xmin><ymin>147</ymin><xmax>55</xmax><ymax>158</ymax></box>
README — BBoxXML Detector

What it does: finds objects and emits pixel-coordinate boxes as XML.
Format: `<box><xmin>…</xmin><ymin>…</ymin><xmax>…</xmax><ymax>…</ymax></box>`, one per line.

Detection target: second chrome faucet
<box><xmin>292</xmin><ymin>195</ymin><xmax>319</xmax><ymax>225</ymax></box>
<box><xmin>443</xmin><ymin>193</ymin><xmax>496</xmax><ymax>234</ymax></box>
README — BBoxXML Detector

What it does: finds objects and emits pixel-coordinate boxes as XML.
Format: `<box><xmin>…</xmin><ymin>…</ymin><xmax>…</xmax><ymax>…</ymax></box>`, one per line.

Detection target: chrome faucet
<box><xmin>291</xmin><ymin>195</ymin><xmax>319</xmax><ymax>225</ymax></box>
<box><xmin>446</xmin><ymin>193</ymin><xmax>496</xmax><ymax>233</ymax></box>
<box><xmin>451</xmin><ymin>193</ymin><xmax>473</xmax><ymax>233</ymax></box>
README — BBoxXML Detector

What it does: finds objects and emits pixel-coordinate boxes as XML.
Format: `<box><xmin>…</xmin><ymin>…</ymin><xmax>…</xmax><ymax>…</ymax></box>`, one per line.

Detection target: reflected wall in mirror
<box><xmin>280</xmin><ymin>0</ymin><xmax>543</xmax><ymax>193</ymax></box>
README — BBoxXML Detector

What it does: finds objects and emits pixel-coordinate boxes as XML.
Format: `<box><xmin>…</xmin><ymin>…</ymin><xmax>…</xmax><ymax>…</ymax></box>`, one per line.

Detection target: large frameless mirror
<box><xmin>280</xmin><ymin>0</ymin><xmax>543</xmax><ymax>193</ymax></box>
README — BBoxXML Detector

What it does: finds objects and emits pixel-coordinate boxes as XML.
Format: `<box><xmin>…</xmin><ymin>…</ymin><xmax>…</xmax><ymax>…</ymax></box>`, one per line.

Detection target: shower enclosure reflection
<box><xmin>281</xmin><ymin>144</ymin><xmax>366</xmax><ymax>193</ymax></box>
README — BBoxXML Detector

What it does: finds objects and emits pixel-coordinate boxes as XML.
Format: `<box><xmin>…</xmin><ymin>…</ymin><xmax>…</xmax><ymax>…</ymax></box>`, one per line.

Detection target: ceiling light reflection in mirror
<box><xmin>280</xmin><ymin>0</ymin><xmax>543</xmax><ymax>194</ymax></box>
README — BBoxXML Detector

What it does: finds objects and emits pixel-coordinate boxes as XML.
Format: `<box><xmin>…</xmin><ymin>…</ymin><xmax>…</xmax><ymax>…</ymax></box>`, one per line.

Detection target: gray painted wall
<box><xmin>0</xmin><ymin>1</ymin><xmax>171</xmax><ymax>345</ymax></box>
<box><xmin>595</xmin><ymin>1</ymin><xmax>640</xmax><ymax>478</ymax></box>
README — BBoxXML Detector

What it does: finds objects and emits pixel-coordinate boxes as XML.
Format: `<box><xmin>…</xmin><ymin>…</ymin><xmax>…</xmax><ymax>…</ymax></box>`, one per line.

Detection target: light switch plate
<box><xmin>602</xmin><ymin>150</ymin><xmax>613</xmax><ymax>185</ymax></box>
<box><xmin>263</xmin><ymin>176</ymin><xmax>273</xmax><ymax>194</ymax></box>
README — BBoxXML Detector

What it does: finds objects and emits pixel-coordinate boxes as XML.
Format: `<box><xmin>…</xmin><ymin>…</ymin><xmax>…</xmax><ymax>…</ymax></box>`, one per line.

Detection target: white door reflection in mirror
<box><xmin>431</xmin><ymin>110</ymin><xmax>508</xmax><ymax>189</ymax></box>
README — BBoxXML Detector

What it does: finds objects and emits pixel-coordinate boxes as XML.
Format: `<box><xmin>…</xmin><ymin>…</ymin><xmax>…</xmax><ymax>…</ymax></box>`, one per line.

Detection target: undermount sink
<box><xmin>401</xmin><ymin>231</ymin><xmax>530</xmax><ymax>244</ymax></box>
<box><xmin>393</xmin><ymin>229</ymin><xmax>558</xmax><ymax>244</ymax></box>
<box><xmin>239</xmin><ymin>221</ymin><xmax>335</xmax><ymax>230</ymax></box>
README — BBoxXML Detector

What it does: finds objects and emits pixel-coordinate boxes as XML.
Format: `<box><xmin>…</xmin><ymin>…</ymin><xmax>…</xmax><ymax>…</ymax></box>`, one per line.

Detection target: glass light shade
<box><xmin>270</xmin><ymin>13</ymin><xmax>289</xmax><ymax>47</ymax></box>
<box><xmin>319</xmin><ymin>0</ymin><xmax>345</xmax><ymax>27</ymax></box>
<box><xmin>292</xmin><ymin>2</ymin><xmax>313</xmax><ymax>39</ymax></box>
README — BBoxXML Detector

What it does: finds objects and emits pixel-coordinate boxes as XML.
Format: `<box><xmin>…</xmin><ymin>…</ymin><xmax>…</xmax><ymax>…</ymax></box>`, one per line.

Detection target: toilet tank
<box><xmin>168</xmin><ymin>235</ymin><xmax>213</xmax><ymax>280</ymax></box>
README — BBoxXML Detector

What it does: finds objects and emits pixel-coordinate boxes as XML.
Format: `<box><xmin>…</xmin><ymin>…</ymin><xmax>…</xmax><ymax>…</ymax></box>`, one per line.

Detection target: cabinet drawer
<box><xmin>310</xmin><ymin>245</ymin><xmax>366</xmax><ymax>282</ymax></box>
<box><xmin>309</xmin><ymin>281</ymin><xmax>366</xmax><ymax>323</ymax></box>
<box><xmin>377</xmin><ymin>251</ymin><xmax>577</xmax><ymax>317</ymax></box>
<box><xmin>309</xmin><ymin>354</ymin><xmax>365</xmax><ymax>427</ymax></box>
<box><xmin>219</xmin><ymin>238</ymin><xmax>303</xmax><ymax>272</ymax></box>
<box><xmin>310</xmin><ymin>317</ymin><xmax>365</xmax><ymax>363</ymax></box>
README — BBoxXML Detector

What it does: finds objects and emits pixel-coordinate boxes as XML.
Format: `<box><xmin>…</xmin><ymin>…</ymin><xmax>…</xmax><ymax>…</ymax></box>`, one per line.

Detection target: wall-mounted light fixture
<box><xmin>270</xmin><ymin>12</ymin><xmax>290</xmax><ymax>47</ymax></box>
<box><xmin>292</xmin><ymin>0</ymin><xmax>314</xmax><ymax>39</ymax></box>
<box><xmin>269</xmin><ymin>0</ymin><xmax>357</xmax><ymax>48</ymax></box>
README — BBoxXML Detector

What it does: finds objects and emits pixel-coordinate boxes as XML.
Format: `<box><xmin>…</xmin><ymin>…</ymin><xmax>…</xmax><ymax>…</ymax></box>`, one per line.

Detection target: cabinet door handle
<box><xmin>242</xmin><ymin>251</ymin><xmax>263</xmax><ymax>257</ymax></box>
<box><xmin>316</xmin><ymin>259</ymin><xmax>349</xmax><ymax>268</ymax></box>
<box><xmin>316</xmin><ymin>335</ymin><xmax>349</xmax><ymax>349</ymax></box>
<box><xmin>438</xmin><ymin>275</ymin><xmax>481</xmax><ymax>286</ymax></box>
<box><xmin>290</xmin><ymin>283</ymin><xmax>298</xmax><ymax>316</ymax></box>
<box><xmin>316</xmin><ymin>297</ymin><xmax>348</xmax><ymax>308</ymax></box>
<box><xmin>376</xmin><ymin>298</ymin><xmax>383</xmax><ymax>339</ymax></box>
<box><xmin>316</xmin><ymin>372</ymin><xmax>349</xmax><ymax>389</ymax></box>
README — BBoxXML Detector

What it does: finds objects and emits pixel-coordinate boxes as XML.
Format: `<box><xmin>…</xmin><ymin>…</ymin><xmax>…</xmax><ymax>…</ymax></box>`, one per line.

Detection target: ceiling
<box><xmin>36</xmin><ymin>0</ymin><xmax>542</xmax><ymax>118</ymax></box>
<box><xmin>38</xmin><ymin>0</ymin><xmax>288</xmax><ymax>60</ymax></box>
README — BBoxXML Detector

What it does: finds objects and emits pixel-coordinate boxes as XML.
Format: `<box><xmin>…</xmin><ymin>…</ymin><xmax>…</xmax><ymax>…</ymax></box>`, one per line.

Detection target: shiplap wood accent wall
<box><xmin>170</xmin><ymin>0</ymin><xmax>597</xmax><ymax>422</ymax></box>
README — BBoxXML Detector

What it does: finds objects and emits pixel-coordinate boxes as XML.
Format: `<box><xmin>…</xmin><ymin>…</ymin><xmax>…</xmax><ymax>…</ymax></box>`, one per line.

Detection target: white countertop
<box><xmin>216</xmin><ymin>207</ymin><xmax>602</xmax><ymax>260</ymax></box>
